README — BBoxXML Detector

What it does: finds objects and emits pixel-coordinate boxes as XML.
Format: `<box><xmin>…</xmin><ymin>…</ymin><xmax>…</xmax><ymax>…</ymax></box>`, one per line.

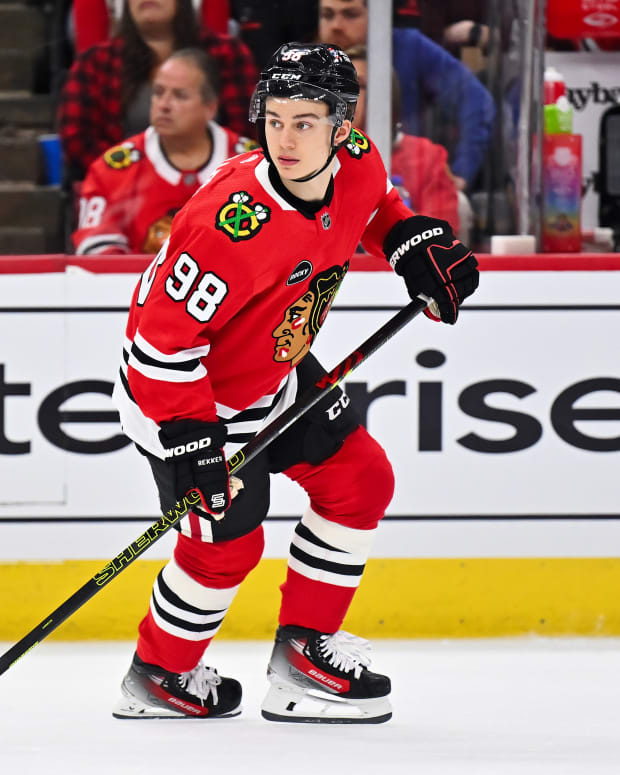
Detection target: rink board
<box><xmin>2</xmin><ymin>557</ymin><xmax>620</xmax><ymax>641</ymax></box>
<box><xmin>0</xmin><ymin>254</ymin><xmax>619</xmax><ymax>637</ymax></box>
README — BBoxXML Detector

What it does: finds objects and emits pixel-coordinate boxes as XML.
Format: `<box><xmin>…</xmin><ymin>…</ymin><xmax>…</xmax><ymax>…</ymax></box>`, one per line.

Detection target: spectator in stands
<box><xmin>58</xmin><ymin>0</ymin><xmax>258</xmax><ymax>181</ymax></box>
<box><xmin>72</xmin><ymin>48</ymin><xmax>257</xmax><ymax>255</ymax></box>
<box><xmin>346</xmin><ymin>44</ymin><xmax>460</xmax><ymax>235</ymax></box>
<box><xmin>318</xmin><ymin>0</ymin><xmax>495</xmax><ymax>191</ymax></box>
<box><xmin>392</xmin><ymin>1</ymin><xmax>513</xmax><ymax>57</ymax></box>
<box><xmin>71</xmin><ymin>0</ymin><xmax>232</xmax><ymax>53</ymax></box>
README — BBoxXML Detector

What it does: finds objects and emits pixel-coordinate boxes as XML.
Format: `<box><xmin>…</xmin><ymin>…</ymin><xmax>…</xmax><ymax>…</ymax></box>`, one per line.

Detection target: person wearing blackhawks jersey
<box><xmin>72</xmin><ymin>48</ymin><xmax>257</xmax><ymax>256</ymax></box>
<box><xmin>112</xmin><ymin>42</ymin><xmax>479</xmax><ymax>724</ymax></box>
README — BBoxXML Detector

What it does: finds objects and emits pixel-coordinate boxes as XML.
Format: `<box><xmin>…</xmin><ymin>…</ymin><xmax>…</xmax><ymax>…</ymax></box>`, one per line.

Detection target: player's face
<box><xmin>272</xmin><ymin>291</ymin><xmax>315</xmax><ymax>366</ymax></box>
<box><xmin>264</xmin><ymin>98</ymin><xmax>343</xmax><ymax>183</ymax></box>
<box><xmin>319</xmin><ymin>0</ymin><xmax>368</xmax><ymax>50</ymax></box>
<box><xmin>129</xmin><ymin>0</ymin><xmax>176</xmax><ymax>30</ymax></box>
<box><xmin>350</xmin><ymin>57</ymin><xmax>366</xmax><ymax>130</ymax></box>
<box><xmin>150</xmin><ymin>58</ymin><xmax>216</xmax><ymax>139</ymax></box>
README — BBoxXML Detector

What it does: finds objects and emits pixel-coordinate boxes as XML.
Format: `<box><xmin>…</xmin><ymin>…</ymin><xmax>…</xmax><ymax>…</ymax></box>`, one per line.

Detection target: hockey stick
<box><xmin>0</xmin><ymin>294</ymin><xmax>429</xmax><ymax>676</ymax></box>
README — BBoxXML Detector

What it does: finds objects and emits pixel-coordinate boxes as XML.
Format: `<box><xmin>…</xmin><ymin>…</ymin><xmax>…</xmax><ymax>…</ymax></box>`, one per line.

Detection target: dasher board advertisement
<box><xmin>0</xmin><ymin>264</ymin><xmax>618</xmax><ymax>518</ymax></box>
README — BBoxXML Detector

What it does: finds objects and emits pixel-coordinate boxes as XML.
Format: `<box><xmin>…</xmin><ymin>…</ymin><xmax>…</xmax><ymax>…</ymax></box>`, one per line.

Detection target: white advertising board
<box><xmin>0</xmin><ymin>266</ymin><xmax>619</xmax><ymax>522</ymax></box>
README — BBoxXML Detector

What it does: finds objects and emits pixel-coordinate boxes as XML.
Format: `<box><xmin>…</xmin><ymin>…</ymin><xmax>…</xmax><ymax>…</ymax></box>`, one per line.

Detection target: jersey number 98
<box><xmin>165</xmin><ymin>253</ymin><xmax>228</xmax><ymax>323</ymax></box>
<box><xmin>137</xmin><ymin>247</ymin><xmax>228</xmax><ymax>323</ymax></box>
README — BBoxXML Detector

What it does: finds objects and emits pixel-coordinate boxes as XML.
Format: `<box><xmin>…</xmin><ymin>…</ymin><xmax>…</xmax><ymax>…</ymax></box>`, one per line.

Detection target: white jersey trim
<box><xmin>144</xmin><ymin>122</ymin><xmax>230</xmax><ymax>186</ymax></box>
<box><xmin>113</xmin><ymin>356</ymin><xmax>298</xmax><ymax>461</ymax></box>
<box><xmin>134</xmin><ymin>331</ymin><xmax>211</xmax><ymax>363</ymax></box>
<box><xmin>254</xmin><ymin>158</ymin><xmax>296</xmax><ymax>210</ymax></box>
<box><xmin>75</xmin><ymin>233</ymin><xmax>129</xmax><ymax>255</ymax></box>
<box><xmin>198</xmin><ymin>121</ymin><xmax>229</xmax><ymax>184</ymax></box>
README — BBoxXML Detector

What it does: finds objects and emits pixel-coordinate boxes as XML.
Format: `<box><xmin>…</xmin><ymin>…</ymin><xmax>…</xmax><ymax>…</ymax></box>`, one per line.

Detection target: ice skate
<box><xmin>113</xmin><ymin>652</ymin><xmax>242</xmax><ymax>719</ymax></box>
<box><xmin>261</xmin><ymin>625</ymin><xmax>392</xmax><ymax>724</ymax></box>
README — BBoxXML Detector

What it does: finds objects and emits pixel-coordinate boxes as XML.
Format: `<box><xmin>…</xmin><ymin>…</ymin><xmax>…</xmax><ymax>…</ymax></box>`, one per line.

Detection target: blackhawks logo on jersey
<box><xmin>234</xmin><ymin>137</ymin><xmax>260</xmax><ymax>155</ymax></box>
<box><xmin>103</xmin><ymin>142</ymin><xmax>141</xmax><ymax>170</ymax></box>
<box><xmin>345</xmin><ymin>128</ymin><xmax>371</xmax><ymax>159</ymax></box>
<box><xmin>216</xmin><ymin>191</ymin><xmax>271</xmax><ymax>242</ymax></box>
<box><xmin>272</xmin><ymin>261</ymin><xmax>349</xmax><ymax>367</ymax></box>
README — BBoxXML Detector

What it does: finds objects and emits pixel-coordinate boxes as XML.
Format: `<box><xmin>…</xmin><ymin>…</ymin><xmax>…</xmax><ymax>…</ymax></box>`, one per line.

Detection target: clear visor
<box><xmin>249</xmin><ymin>80</ymin><xmax>347</xmax><ymax>126</ymax></box>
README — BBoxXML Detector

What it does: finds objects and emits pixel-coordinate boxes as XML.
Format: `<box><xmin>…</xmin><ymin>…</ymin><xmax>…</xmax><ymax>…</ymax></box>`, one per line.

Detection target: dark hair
<box><xmin>119</xmin><ymin>0</ymin><xmax>201</xmax><ymax>109</ymax></box>
<box><xmin>165</xmin><ymin>48</ymin><xmax>221</xmax><ymax>102</ymax></box>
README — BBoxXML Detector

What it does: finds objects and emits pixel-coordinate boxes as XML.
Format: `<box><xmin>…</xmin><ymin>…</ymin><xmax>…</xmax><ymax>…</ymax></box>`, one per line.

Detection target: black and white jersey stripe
<box><xmin>149</xmin><ymin>562</ymin><xmax>238</xmax><ymax>642</ymax></box>
<box><xmin>75</xmin><ymin>233</ymin><xmax>130</xmax><ymax>255</ymax></box>
<box><xmin>216</xmin><ymin>372</ymin><xmax>292</xmax><ymax>446</ymax></box>
<box><xmin>125</xmin><ymin>331</ymin><xmax>210</xmax><ymax>384</ymax></box>
<box><xmin>287</xmin><ymin>509</ymin><xmax>377</xmax><ymax>589</ymax></box>
<box><xmin>113</xmin><ymin>336</ymin><xmax>297</xmax><ymax>460</ymax></box>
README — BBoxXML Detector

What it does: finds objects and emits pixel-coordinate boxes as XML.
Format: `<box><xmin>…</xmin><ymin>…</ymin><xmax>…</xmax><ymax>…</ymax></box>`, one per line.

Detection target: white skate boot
<box><xmin>261</xmin><ymin>625</ymin><xmax>392</xmax><ymax>724</ymax></box>
<box><xmin>113</xmin><ymin>652</ymin><xmax>242</xmax><ymax>719</ymax></box>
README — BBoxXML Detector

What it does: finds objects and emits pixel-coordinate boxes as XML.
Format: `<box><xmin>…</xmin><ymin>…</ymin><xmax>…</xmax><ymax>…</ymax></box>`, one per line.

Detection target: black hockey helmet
<box><xmin>250</xmin><ymin>42</ymin><xmax>359</xmax><ymax>126</ymax></box>
<box><xmin>249</xmin><ymin>43</ymin><xmax>359</xmax><ymax>180</ymax></box>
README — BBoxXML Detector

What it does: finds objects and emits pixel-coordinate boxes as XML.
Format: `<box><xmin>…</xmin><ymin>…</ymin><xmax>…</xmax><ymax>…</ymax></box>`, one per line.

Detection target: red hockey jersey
<box><xmin>73</xmin><ymin>123</ymin><xmax>257</xmax><ymax>255</ymax></box>
<box><xmin>113</xmin><ymin>128</ymin><xmax>412</xmax><ymax>459</ymax></box>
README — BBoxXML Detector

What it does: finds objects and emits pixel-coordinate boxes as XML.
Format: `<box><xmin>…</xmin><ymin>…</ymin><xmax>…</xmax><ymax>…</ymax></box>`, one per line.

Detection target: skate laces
<box><xmin>178</xmin><ymin>664</ymin><xmax>222</xmax><ymax>705</ymax></box>
<box><xmin>318</xmin><ymin>631</ymin><xmax>372</xmax><ymax>679</ymax></box>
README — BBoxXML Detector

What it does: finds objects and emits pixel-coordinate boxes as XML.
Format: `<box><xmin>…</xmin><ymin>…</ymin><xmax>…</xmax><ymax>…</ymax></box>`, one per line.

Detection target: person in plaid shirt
<box><xmin>58</xmin><ymin>0</ymin><xmax>258</xmax><ymax>181</ymax></box>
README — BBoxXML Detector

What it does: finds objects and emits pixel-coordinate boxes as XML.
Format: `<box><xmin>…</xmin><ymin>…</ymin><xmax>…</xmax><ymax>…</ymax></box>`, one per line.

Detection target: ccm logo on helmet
<box><xmin>272</xmin><ymin>73</ymin><xmax>302</xmax><ymax>80</ymax></box>
<box><xmin>163</xmin><ymin>437</ymin><xmax>212</xmax><ymax>458</ymax></box>
<box><xmin>389</xmin><ymin>227</ymin><xmax>444</xmax><ymax>269</ymax></box>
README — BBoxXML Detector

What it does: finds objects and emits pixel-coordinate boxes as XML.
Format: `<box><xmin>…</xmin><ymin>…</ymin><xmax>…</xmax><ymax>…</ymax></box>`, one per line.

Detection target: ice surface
<box><xmin>1</xmin><ymin>638</ymin><xmax>619</xmax><ymax>774</ymax></box>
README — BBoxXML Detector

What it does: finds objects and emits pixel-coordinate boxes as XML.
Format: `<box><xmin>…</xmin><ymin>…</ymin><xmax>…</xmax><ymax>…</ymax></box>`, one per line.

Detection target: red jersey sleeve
<box><xmin>72</xmin><ymin>157</ymin><xmax>131</xmax><ymax>255</ymax></box>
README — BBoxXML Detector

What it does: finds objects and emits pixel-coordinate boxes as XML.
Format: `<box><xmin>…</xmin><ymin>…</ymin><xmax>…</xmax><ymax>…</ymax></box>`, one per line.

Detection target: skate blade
<box><xmin>261</xmin><ymin>682</ymin><xmax>392</xmax><ymax>724</ymax></box>
<box><xmin>112</xmin><ymin>696</ymin><xmax>242</xmax><ymax>720</ymax></box>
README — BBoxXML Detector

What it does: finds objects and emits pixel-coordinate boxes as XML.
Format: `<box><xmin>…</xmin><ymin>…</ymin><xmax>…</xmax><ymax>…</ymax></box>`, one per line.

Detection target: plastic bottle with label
<box><xmin>542</xmin><ymin>65</ymin><xmax>582</xmax><ymax>252</ymax></box>
<box><xmin>543</xmin><ymin>66</ymin><xmax>566</xmax><ymax>105</ymax></box>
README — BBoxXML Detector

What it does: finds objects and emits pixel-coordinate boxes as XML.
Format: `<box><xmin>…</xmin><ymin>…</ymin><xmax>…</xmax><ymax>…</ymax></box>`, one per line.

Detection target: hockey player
<box><xmin>72</xmin><ymin>48</ymin><xmax>257</xmax><ymax>256</ymax></box>
<box><xmin>112</xmin><ymin>42</ymin><xmax>479</xmax><ymax>723</ymax></box>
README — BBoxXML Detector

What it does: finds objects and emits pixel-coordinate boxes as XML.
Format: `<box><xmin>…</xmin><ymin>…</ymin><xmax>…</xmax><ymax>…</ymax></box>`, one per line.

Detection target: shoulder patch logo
<box><xmin>286</xmin><ymin>260</ymin><xmax>313</xmax><ymax>285</ymax></box>
<box><xmin>345</xmin><ymin>128</ymin><xmax>371</xmax><ymax>159</ymax></box>
<box><xmin>234</xmin><ymin>137</ymin><xmax>260</xmax><ymax>155</ymax></box>
<box><xmin>104</xmin><ymin>142</ymin><xmax>141</xmax><ymax>170</ymax></box>
<box><xmin>216</xmin><ymin>191</ymin><xmax>271</xmax><ymax>241</ymax></box>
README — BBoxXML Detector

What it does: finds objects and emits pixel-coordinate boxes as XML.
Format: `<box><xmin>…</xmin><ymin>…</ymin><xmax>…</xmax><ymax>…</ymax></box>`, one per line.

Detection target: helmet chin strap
<box><xmin>259</xmin><ymin>121</ymin><xmax>345</xmax><ymax>184</ymax></box>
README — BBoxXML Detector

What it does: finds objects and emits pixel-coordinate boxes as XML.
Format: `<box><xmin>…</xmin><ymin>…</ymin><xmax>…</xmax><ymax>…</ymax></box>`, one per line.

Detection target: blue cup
<box><xmin>38</xmin><ymin>134</ymin><xmax>63</xmax><ymax>185</ymax></box>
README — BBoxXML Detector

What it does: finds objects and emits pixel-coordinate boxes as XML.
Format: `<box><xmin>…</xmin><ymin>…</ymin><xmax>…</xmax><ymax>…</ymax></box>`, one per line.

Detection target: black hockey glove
<box><xmin>383</xmin><ymin>215</ymin><xmax>479</xmax><ymax>324</ymax></box>
<box><xmin>159</xmin><ymin>419</ymin><xmax>231</xmax><ymax>517</ymax></box>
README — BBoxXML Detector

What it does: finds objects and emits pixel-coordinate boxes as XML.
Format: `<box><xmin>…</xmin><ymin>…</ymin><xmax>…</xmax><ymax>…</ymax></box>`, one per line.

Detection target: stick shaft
<box><xmin>0</xmin><ymin>297</ymin><xmax>427</xmax><ymax>676</ymax></box>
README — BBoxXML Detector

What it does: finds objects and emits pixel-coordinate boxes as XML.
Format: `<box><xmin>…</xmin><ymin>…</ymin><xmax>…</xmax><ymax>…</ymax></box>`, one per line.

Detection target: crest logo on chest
<box><xmin>104</xmin><ymin>142</ymin><xmax>141</xmax><ymax>170</ymax></box>
<box><xmin>215</xmin><ymin>191</ymin><xmax>271</xmax><ymax>242</ymax></box>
